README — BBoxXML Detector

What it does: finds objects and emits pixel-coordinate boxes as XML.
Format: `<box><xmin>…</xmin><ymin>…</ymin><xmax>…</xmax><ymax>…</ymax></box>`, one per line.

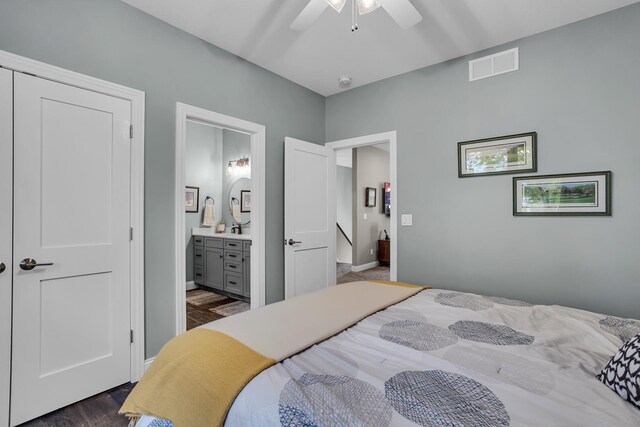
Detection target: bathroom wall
<box><xmin>222</xmin><ymin>129</ymin><xmax>252</xmax><ymax>227</ymax></box>
<box><xmin>184</xmin><ymin>121</ymin><xmax>223</xmax><ymax>283</ymax></box>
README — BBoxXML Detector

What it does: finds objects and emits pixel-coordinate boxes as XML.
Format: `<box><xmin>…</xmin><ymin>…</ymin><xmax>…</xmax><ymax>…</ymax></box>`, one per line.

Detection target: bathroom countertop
<box><xmin>192</xmin><ymin>228</ymin><xmax>251</xmax><ymax>240</ymax></box>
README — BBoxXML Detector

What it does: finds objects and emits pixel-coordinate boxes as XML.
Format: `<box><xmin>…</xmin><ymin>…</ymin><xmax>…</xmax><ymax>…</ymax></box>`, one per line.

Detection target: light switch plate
<box><xmin>401</xmin><ymin>214</ymin><xmax>413</xmax><ymax>226</ymax></box>
<box><xmin>363</xmin><ymin>213</ymin><xmax>367</xmax><ymax>220</ymax></box>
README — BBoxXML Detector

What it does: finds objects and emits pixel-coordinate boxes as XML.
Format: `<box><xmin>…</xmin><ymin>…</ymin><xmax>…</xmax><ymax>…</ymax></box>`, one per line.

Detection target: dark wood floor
<box><xmin>21</xmin><ymin>289</ymin><xmax>242</xmax><ymax>426</ymax></box>
<box><xmin>19</xmin><ymin>382</ymin><xmax>135</xmax><ymax>427</ymax></box>
<box><xmin>186</xmin><ymin>288</ymin><xmax>241</xmax><ymax>330</ymax></box>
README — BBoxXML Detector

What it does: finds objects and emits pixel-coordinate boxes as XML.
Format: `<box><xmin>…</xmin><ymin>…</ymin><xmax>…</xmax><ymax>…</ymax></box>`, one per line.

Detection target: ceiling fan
<box><xmin>291</xmin><ymin>0</ymin><xmax>422</xmax><ymax>31</ymax></box>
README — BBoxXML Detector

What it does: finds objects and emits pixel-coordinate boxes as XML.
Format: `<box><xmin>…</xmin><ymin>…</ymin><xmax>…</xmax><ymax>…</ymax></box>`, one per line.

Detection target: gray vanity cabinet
<box><xmin>193</xmin><ymin>236</ymin><xmax>204</xmax><ymax>285</ymax></box>
<box><xmin>204</xmin><ymin>247</ymin><xmax>224</xmax><ymax>290</ymax></box>
<box><xmin>194</xmin><ymin>235</ymin><xmax>250</xmax><ymax>301</ymax></box>
<box><xmin>243</xmin><ymin>254</ymin><xmax>251</xmax><ymax>298</ymax></box>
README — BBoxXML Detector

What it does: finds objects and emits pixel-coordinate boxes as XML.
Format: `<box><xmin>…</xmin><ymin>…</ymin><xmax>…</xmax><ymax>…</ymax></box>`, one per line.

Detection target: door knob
<box><xmin>19</xmin><ymin>258</ymin><xmax>54</xmax><ymax>271</ymax></box>
<box><xmin>0</xmin><ymin>262</ymin><xmax>5</xmax><ymax>274</ymax></box>
<box><xmin>288</xmin><ymin>239</ymin><xmax>302</xmax><ymax>246</ymax></box>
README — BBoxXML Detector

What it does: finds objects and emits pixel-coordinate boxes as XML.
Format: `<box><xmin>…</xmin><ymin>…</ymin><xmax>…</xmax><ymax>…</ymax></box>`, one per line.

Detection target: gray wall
<box><xmin>336</xmin><ymin>164</ymin><xmax>353</xmax><ymax>263</ymax></box>
<box><xmin>184</xmin><ymin>122</ymin><xmax>223</xmax><ymax>283</ymax></box>
<box><xmin>222</xmin><ymin>129</ymin><xmax>252</xmax><ymax>227</ymax></box>
<box><xmin>336</xmin><ymin>164</ymin><xmax>353</xmax><ymax>241</ymax></box>
<box><xmin>352</xmin><ymin>146</ymin><xmax>390</xmax><ymax>267</ymax></box>
<box><xmin>326</xmin><ymin>4</ymin><xmax>640</xmax><ymax>320</ymax></box>
<box><xmin>0</xmin><ymin>0</ymin><xmax>325</xmax><ymax>357</ymax></box>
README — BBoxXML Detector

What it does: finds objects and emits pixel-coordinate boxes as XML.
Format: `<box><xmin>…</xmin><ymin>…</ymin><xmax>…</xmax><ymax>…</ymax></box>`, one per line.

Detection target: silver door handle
<box><xmin>0</xmin><ymin>262</ymin><xmax>5</xmax><ymax>274</ymax></box>
<box><xmin>288</xmin><ymin>239</ymin><xmax>302</xmax><ymax>246</ymax></box>
<box><xmin>19</xmin><ymin>258</ymin><xmax>54</xmax><ymax>271</ymax></box>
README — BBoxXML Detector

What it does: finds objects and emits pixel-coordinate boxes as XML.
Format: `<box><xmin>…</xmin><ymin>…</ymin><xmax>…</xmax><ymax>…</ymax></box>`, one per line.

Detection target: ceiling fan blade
<box><xmin>381</xmin><ymin>0</ymin><xmax>422</xmax><ymax>29</ymax></box>
<box><xmin>291</xmin><ymin>0</ymin><xmax>329</xmax><ymax>31</ymax></box>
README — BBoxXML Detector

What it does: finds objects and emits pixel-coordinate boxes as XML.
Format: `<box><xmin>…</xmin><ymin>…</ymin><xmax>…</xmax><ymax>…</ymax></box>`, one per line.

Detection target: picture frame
<box><xmin>366</xmin><ymin>187</ymin><xmax>377</xmax><ymax>207</ymax></box>
<box><xmin>185</xmin><ymin>186</ymin><xmax>199</xmax><ymax>213</ymax></box>
<box><xmin>513</xmin><ymin>171</ymin><xmax>611</xmax><ymax>216</ymax></box>
<box><xmin>383</xmin><ymin>182</ymin><xmax>391</xmax><ymax>216</ymax></box>
<box><xmin>240</xmin><ymin>190</ymin><xmax>251</xmax><ymax>213</ymax></box>
<box><xmin>458</xmin><ymin>132</ymin><xmax>537</xmax><ymax>178</ymax></box>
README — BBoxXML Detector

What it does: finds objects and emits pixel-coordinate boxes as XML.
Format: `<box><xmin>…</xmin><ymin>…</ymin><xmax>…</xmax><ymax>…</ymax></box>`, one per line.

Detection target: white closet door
<box><xmin>0</xmin><ymin>67</ymin><xmax>12</xmax><ymax>427</ymax></box>
<box><xmin>11</xmin><ymin>73</ymin><xmax>132</xmax><ymax>425</ymax></box>
<box><xmin>284</xmin><ymin>137</ymin><xmax>336</xmax><ymax>299</ymax></box>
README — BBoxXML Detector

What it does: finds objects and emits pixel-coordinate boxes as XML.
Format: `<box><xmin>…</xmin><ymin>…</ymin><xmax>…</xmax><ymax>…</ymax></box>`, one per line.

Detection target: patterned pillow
<box><xmin>597</xmin><ymin>334</ymin><xmax>639</xmax><ymax>409</ymax></box>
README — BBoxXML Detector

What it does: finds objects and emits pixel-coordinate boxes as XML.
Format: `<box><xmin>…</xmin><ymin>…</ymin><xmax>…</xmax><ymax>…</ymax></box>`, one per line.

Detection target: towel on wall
<box><xmin>202</xmin><ymin>203</ymin><xmax>216</xmax><ymax>227</ymax></box>
<box><xmin>232</xmin><ymin>204</ymin><xmax>241</xmax><ymax>223</ymax></box>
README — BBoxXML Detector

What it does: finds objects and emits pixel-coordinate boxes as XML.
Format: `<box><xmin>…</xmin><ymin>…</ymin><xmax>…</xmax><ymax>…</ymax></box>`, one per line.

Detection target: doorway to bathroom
<box><xmin>174</xmin><ymin>103</ymin><xmax>266</xmax><ymax>335</ymax></box>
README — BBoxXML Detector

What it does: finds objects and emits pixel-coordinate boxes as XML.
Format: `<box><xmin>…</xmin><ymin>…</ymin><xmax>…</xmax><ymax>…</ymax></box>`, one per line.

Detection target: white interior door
<box><xmin>0</xmin><ymin>67</ymin><xmax>12</xmax><ymax>427</ymax></box>
<box><xmin>284</xmin><ymin>137</ymin><xmax>336</xmax><ymax>299</ymax></box>
<box><xmin>10</xmin><ymin>72</ymin><xmax>132</xmax><ymax>425</ymax></box>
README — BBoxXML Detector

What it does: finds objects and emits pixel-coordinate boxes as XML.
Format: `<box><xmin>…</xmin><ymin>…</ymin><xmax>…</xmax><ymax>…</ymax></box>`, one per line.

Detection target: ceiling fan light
<box><xmin>324</xmin><ymin>0</ymin><xmax>347</xmax><ymax>13</ymax></box>
<box><xmin>357</xmin><ymin>0</ymin><xmax>381</xmax><ymax>15</ymax></box>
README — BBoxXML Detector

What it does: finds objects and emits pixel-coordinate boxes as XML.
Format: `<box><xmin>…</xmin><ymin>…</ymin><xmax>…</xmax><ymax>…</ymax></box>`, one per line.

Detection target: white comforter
<box><xmin>224</xmin><ymin>289</ymin><xmax>640</xmax><ymax>426</ymax></box>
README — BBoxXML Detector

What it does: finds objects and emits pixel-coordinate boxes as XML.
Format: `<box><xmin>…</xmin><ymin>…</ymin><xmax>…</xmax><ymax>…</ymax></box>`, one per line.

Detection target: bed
<box><xmin>124</xmin><ymin>282</ymin><xmax>640</xmax><ymax>427</ymax></box>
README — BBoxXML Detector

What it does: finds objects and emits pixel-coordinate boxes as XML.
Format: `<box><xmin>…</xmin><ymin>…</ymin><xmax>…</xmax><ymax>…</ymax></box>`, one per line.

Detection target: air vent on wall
<box><xmin>469</xmin><ymin>48</ymin><xmax>519</xmax><ymax>82</ymax></box>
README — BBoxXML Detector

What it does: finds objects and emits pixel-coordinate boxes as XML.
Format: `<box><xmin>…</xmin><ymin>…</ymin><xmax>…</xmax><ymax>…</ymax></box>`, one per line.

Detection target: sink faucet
<box><xmin>231</xmin><ymin>222</ymin><xmax>242</xmax><ymax>235</ymax></box>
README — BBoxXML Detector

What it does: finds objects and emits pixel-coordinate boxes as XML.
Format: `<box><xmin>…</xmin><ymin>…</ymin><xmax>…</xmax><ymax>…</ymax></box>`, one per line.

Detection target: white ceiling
<box><xmin>335</xmin><ymin>143</ymin><xmax>389</xmax><ymax>168</ymax></box>
<box><xmin>121</xmin><ymin>0</ymin><xmax>639</xmax><ymax>96</ymax></box>
<box><xmin>336</xmin><ymin>148</ymin><xmax>353</xmax><ymax>168</ymax></box>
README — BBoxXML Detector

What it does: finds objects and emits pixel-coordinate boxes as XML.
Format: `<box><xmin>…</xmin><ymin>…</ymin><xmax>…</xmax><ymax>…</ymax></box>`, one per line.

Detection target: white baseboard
<box><xmin>185</xmin><ymin>280</ymin><xmax>197</xmax><ymax>291</ymax></box>
<box><xmin>144</xmin><ymin>357</ymin><xmax>155</xmax><ymax>373</ymax></box>
<box><xmin>351</xmin><ymin>261</ymin><xmax>379</xmax><ymax>272</ymax></box>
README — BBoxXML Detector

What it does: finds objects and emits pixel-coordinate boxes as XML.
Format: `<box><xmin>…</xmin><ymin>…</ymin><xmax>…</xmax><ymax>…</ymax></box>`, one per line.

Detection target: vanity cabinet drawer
<box><xmin>204</xmin><ymin>237</ymin><xmax>223</xmax><ymax>248</ymax></box>
<box><xmin>194</xmin><ymin>236</ymin><xmax>204</xmax><ymax>246</ymax></box>
<box><xmin>224</xmin><ymin>239</ymin><xmax>243</xmax><ymax>250</ymax></box>
<box><xmin>194</xmin><ymin>266</ymin><xmax>204</xmax><ymax>285</ymax></box>
<box><xmin>224</xmin><ymin>260</ymin><xmax>242</xmax><ymax>273</ymax></box>
<box><xmin>194</xmin><ymin>247</ymin><xmax>204</xmax><ymax>266</ymax></box>
<box><xmin>224</xmin><ymin>273</ymin><xmax>243</xmax><ymax>295</ymax></box>
<box><xmin>243</xmin><ymin>241</ymin><xmax>251</xmax><ymax>253</ymax></box>
<box><xmin>224</xmin><ymin>250</ymin><xmax>242</xmax><ymax>262</ymax></box>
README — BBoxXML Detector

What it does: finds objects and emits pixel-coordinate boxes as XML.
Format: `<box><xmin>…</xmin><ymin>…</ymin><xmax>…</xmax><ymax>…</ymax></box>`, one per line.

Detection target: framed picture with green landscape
<box><xmin>513</xmin><ymin>171</ymin><xmax>611</xmax><ymax>216</ymax></box>
<box><xmin>458</xmin><ymin>132</ymin><xmax>537</xmax><ymax>178</ymax></box>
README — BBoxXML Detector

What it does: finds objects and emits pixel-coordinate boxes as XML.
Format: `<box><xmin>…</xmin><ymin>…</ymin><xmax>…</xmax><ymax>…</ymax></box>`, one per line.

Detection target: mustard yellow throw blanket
<box><xmin>120</xmin><ymin>281</ymin><xmax>426</xmax><ymax>427</ymax></box>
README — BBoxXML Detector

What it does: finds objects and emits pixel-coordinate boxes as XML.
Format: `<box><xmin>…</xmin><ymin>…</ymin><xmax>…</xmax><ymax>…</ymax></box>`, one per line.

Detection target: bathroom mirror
<box><xmin>228</xmin><ymin>177</ymin><xmax>251</xmax><ymax>225</ymax></box>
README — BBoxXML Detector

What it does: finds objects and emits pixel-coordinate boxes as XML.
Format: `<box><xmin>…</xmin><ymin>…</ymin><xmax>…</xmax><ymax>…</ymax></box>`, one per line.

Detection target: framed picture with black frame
<box><xmin>513</xmin><ymin>171</ymin><xmax>611</xmax><ymax>216</ymax></box>
<box><xmin>185</xmin><ymin>186</ymin><xmax>199</xmax><ymax>213</ymax></box>
<box><xmin>365</xmin><ymin>187</ymin><xmax>376</xmax><ymax>207</ymax></box>
<box><xmin>383</xmin><ymin>182</ymin><xmax>391</xmax><ymax>216</ymax></box>
<box><xmin>240</xmin><ymin>190</ymin><xmax>251</xmax><ymax>213</ymax></box>
<box><xmin>458</xmin><ymin>132</ymin><xmax>537</xmax><ymax>178</ymax></box>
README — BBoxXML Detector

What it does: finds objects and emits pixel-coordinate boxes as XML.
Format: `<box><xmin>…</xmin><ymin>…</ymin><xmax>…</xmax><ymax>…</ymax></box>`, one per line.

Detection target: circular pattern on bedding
<box><xmin>449</xmin><ymin>321</ymin><xmax>534</xmax><ymax>346</ymax></box>
<box><xmin>443</xmin><ymin>347</ymin><xmax>555</xmax><ymax>395</ymax></box>
<box><xmin>379</xmin><ymin>320</ymin><xmax>458</xmax><ymax>351</ymax></box>
<box><xmin>279</xmin><ymin>373</ymin><xmax>392</xmax><ymax>427</ymax></box>
<box><xmin>148</xmin><ymin>419</ymin><xmax>174</xmax><ymax>427</ymax></box>
<box><xmin>385</xmin><ymin>370</ymin><xmax>510</xmax><ymax>426</ymax></box>
<box><xmin>482</xmin><ymin>295</ymin><xmax>533</xmax><ymax>307</ymax></box>
<box><xmin>434</xmin><ymin>292</ymin><xmax>494</xmax><ymax>311</ymax></box>
<box><xmin>599</xmin><ymin>317</ymin><xmax>640</xmax><ymax>343</ymax></box>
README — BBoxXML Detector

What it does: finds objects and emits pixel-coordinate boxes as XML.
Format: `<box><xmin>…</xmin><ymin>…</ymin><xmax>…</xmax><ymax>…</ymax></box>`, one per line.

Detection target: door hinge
<box><xmin>130</xmin><ymin>330</ymin><xmax>134</xmax><ymax>344</ymax></box>
<box><xmin>129</xmin><ymin>124</ymin><xmax>133</xmax><ymax>139</ymax></box>
<box><xmin>130</xmin><ymin>227</ymin><xmax>133</xmax><ymax>241</ymax></box>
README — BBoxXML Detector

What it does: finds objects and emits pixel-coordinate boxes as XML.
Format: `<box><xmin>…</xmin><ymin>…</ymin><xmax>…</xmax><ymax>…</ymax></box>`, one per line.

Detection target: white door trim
<box><xmin>0</xmin><ymin>49</ymin><xmax>146</xmax><ymax>382</ymax></box>
<box><xmin>326</xmin><ymin>131</ymin><xmax>398</xmax><ymax>282</ymax></box>
<box><xmin>0</xmin><ymin>67</ymin><xmax>13</xmax><ymax>427</ymax></box>
<box><xmin>174</xmin><ymin>103</ymin><xmax>266</xmax><ymax>336</ymax></box>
